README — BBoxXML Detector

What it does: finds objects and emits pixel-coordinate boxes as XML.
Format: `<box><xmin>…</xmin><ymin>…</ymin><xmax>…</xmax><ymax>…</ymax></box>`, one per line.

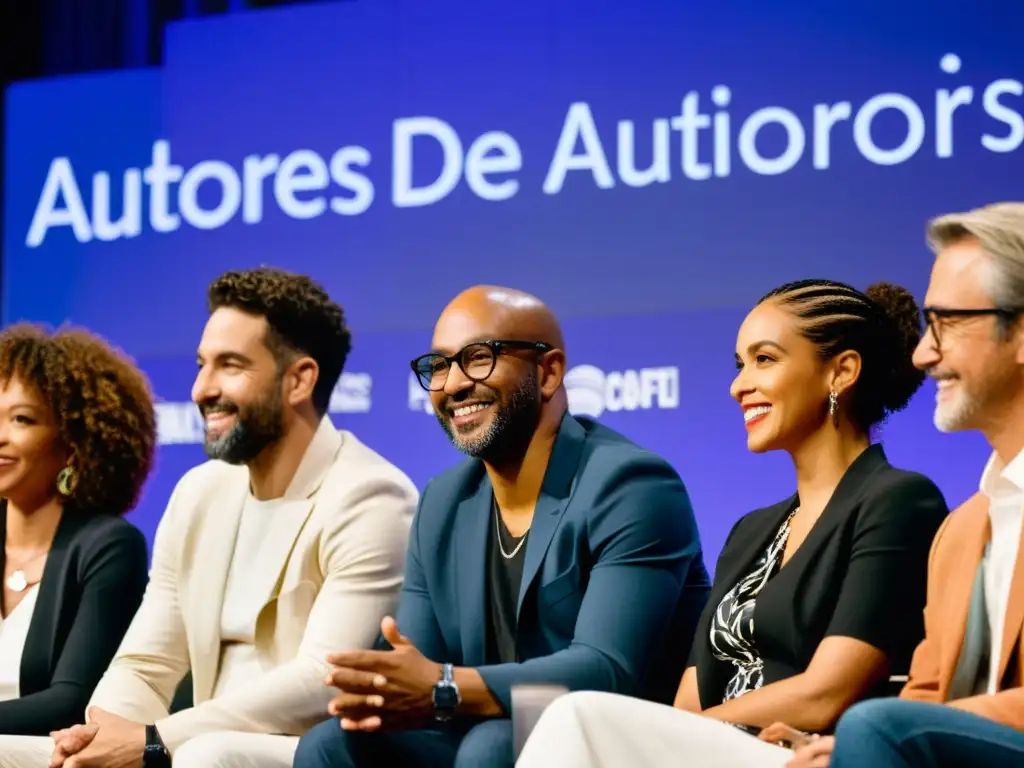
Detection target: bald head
<box><xmin>433</xmin><ymin>285</ymin><xmax>565</xmax><ymax>352</ymax></box>
<box><xmin>424</xmin><ymin>285</ymin><xmax>568</xmax><ymax>464</ymax></box>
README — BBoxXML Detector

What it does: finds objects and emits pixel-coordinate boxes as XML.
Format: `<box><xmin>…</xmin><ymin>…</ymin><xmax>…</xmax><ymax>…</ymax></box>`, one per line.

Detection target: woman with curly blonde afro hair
<box><xmin>0</xmin><ymin>323</ymin><xmax>155</xmax><ymax>736</ymax></box>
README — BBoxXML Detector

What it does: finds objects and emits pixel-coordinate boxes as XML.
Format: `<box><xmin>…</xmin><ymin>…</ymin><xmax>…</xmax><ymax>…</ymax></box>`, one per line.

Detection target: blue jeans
<box><xmin>832</xmin><ymin>698</ymin><xmax>1024</xmax><ymax>767</ymax></box>
<box><xmin>292</xmin><ymin>718</ymin><xmax>514</xmax><ymax>768</ymax></box>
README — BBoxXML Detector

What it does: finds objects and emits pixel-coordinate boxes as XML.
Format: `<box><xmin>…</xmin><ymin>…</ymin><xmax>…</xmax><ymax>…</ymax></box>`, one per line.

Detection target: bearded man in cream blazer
<box><xmin>0</xmin><ymin>268</ymin><xmax>417</xmax><ymax>768</ymax></box>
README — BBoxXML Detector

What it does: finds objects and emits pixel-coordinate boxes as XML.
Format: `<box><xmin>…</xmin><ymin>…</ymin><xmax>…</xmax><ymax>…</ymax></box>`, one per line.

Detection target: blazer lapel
<box><xmin>711</xmin><ymin>497</ymin><xmax>795</xmax><ymax>604</ymax></box>
<box><xmin>938</xmin><ymin>509</ymin><xmax>989</xmax><ymax>700</ymax></box>
<box><xmin>516</xmin><ymin>494</ymin><xmax>569</xmax><ymax>617</ymax></box>
<box><xmin>11</xmin><ymin>504</ymin><xmax>85</xmax><ymax>694</ymax></box>
<box><xmin>516</xmin><ymin>414</ymin><xmax>586</xmax><ymax>617</ymax></box>
<box><xmin>791</xmin><ymin>445</ymin><xmax>891</xmax><ymax>564</ymax></box>
<box><xmin>247</xmin><ymin>419</ymin><xmax>342</xmax><ymax>609</ymax></box>
<box><xmin>189</xmin><ymin>478</ymin><xmax>246</xmax><ymax>702</ymax></box>
<box><xmin>246</xmin><ymin>498</ymin><xmax>316</xmax><ymax>607</ymax></box>
<box><xmin>995</xmin><ymin>513</ymin><xmax>1024</xmax><ymax>685</ymax></box>
<box><xmin>456</xmin><ymin>475</ymin><xmax>491</xmax><ymax>666</ymax></box>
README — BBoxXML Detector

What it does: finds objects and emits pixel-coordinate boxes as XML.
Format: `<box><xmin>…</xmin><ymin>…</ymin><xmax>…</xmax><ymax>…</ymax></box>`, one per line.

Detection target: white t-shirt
<box><xmin>0</xmin><ymin>585</ymin><xmax>41</xmax><ymax>702</ymax></box>
<box><xmin>214</xmin><ymin>494</ymin><xmax>287</xmax><ymax>698</ymax></box>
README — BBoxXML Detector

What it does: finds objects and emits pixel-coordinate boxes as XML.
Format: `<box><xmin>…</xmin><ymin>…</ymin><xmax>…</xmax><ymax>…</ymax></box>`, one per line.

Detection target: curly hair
<box><xmin>0</xmin><ymin>324</ymin><xmax>157</xmax><ymax>516</ymax></box>
<box><xmin>208</xmin><ymin>267</ymin><xmax>351</xmax><ymax>416</ymax></box>
<box><xmin>759</xmin><ymin>279</ymin><xmax>926</xmax><ymax>433</ymax></box>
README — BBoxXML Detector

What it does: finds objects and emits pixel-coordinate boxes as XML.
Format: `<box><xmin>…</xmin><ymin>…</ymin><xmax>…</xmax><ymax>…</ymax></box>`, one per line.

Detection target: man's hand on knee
<box><xmin>49</xmin><ymin>724</ymin><xmax>99</xmax><ymax>767</ymax></box>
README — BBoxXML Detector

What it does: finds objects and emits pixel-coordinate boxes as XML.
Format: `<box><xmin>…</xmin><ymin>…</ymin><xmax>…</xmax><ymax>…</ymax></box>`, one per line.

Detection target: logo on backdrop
<box><xmin>564</xmin><ymin>364</ymin><xmax>679</xmax><ymax>418</ymax></box>
<box><xmin>407</xmin><ymin>373</ymin><xmax>435</xmax><ymax>415</ymax></box>
<box><xmin>156</xmin><ymin>372</ymin><xmax>373</xmax><ymax>445</ymax></box>
<box><xmin>328</xmin><ymin>372</ymin><xmax>372</xmax><ymax>414</ymax></box>
<box><xmin>405</xmin><ymin>366</ymin><xmax>679</xmax><ymax>419</ymax></box>
<box><xmin>155</xmin><ymin>402</ymin><xmax>205</xmax><ymax>446</ymax></box>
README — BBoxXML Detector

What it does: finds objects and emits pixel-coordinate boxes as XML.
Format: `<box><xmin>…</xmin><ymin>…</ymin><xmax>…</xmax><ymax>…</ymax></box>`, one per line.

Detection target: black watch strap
<box><xmin>143</xmin><ymin>724</ymin><xmax>171</xmax><ymax>768</ymax></box>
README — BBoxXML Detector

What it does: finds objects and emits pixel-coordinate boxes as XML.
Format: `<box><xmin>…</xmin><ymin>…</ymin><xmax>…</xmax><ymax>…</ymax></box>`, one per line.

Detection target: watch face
<box><xmin>433</xmin><ymin>683</ymin><xmax>459</xmax><ymax>710</ymax></box>
<box><xmin>143</xmin><ymin>745</ymin><xmax>171</xmax><ymax>768</ymax></box>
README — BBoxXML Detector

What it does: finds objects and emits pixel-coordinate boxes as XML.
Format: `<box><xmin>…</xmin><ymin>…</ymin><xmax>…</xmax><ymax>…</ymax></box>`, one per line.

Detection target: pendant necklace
<box><xmin>5</xmin><ymin>549</ymin><xmax>48</xmax><ymax>592</ymax></box>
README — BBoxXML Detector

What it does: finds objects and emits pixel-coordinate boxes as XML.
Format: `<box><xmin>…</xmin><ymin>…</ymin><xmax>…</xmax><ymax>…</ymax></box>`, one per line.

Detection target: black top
<box><xmin>688</xmin><ymin>445</ymin><xmax>949</xmax><ymax>709</ymax></box>
<box><xmin>485</xmin><ymin>496</ymin><xmax>528</xmax><ymax>665</ymax></box>
<box><xmin>0</xmin><ymin>502</ymin><xmax>149</xmax><ymax>735</ymax></box>
<box><xmin>710</xmin><ymin>511</ymin><xmax>795</xmax><ymax>701</ymax></box>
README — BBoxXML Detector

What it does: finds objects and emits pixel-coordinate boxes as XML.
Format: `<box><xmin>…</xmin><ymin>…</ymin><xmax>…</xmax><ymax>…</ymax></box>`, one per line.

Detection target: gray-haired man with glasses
<box><xmin>293</xmin><ymin>285</ymin><xmax>710</xmax><ymax>768</ymax></box>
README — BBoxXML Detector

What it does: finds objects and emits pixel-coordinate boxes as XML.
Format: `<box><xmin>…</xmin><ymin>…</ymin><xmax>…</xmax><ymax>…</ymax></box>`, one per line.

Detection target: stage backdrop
<box><xmin>3</xmin><ymin>0</ymin><xmax>1018</xmax><ymax>569</ymax></box>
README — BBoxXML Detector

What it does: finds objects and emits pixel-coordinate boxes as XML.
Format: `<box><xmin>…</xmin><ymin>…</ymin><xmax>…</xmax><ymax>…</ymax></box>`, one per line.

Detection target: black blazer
<box><xmin>689</xmin><ymin>445</ymin><xmax>949</xmax><ymax>709</ymax></box>
<box><xmin>0</xmin><ymin>503</ymin><xmax>149</xmax><ymax>735</ymax></box>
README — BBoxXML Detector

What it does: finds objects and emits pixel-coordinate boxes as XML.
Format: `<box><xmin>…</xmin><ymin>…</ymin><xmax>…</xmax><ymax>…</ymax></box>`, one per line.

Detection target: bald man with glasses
<box><xmin>292</xmin><ymin>285</ymin><xmax>710</xmax><ymax>768</ymax></box>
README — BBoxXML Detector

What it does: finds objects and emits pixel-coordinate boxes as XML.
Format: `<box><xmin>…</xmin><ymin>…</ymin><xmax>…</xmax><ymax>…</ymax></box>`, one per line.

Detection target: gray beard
<box><xmin>204</xmin><ymin>417</ymin><xmax>280</xmax><ymax>464</ymax></box>
<box><xmin>439</xmin><ymin>373</ymin><xmax>541</xmax><ymax>463</ymax></box>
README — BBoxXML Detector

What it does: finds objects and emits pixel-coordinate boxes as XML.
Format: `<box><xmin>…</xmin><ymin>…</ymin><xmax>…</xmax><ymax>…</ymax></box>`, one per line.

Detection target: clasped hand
<box><xmin>324</xmin><ymin>616</ymin><xmax>441</xmax><ymax>732</ymax></box>
<box><xmin>48</xmin><ymin>707</ymin><xmax>146</xmax><ymax>768</ymax></box>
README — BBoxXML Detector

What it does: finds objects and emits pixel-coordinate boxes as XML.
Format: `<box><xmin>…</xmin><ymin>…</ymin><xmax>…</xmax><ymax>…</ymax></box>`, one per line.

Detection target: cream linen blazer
<box><xmin>87</xmin><ymin>418</ymin><xmax>418</xmax><ymax>751</ymax></box>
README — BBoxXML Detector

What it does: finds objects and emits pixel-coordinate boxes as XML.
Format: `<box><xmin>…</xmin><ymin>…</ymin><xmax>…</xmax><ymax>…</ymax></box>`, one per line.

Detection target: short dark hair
<box><xmin>0</xmin><ymin>324</ymin><xmax>157</xmax><ymax>515</ymax></box>
<box><xmin>759</xmin><ymin>279</ymin><xmax>925</xmax><ymax>433</ymax></box>
<box><xmin>207</xmin><ymin>267</ymin><xmax>351</xmax><ymax>417</ymax></box>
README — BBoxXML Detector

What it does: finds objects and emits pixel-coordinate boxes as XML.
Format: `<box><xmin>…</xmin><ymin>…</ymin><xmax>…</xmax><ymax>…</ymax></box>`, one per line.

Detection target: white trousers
<box><xmin>516</xmin><ymin>692</ymin><xmax>794</xmax><ymax>768</ymax></box>
<box><xmin>0</xmin><ymin>731</ymin><xmax>298</xmax><ymax>767</ymax></box>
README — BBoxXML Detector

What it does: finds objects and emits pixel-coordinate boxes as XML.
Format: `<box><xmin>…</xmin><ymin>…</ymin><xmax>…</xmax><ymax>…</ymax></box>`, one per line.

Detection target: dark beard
<box><xmin>437</xmin><ymin>370</ymin><xmax>542</xmax><ymax>464</ymax></box>
<box><xmin>202</xmin><ymin>383</ymin><xmax>285</xmax><ymax>465</ymax></box>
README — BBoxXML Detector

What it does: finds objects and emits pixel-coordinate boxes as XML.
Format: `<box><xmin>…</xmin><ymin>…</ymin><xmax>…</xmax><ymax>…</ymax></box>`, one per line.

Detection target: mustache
<box><xmin>439</xmin><ymin>387</ymin><xmax>499</xmax><ymax>414</ymax></box>
<box><xmin>198</xmin><ymin>400</ymin><xmax>239</xmax><ymax>417</ymax></box>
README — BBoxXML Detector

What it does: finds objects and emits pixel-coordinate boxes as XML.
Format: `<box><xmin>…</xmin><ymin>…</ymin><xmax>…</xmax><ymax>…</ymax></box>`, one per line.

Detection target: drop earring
<box><xmin>56</xmin><ymin>465</ymin><xmax>78</xmax><ymax>497</ymax></box>
<box><xmin>828</xmin><ymin>391</ymin><xmax>838</xmax><ymax>420</ymax></box>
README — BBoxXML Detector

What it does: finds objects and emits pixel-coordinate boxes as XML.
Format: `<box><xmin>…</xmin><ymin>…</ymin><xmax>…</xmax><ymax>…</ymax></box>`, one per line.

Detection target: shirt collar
<box><xmin>980</xmin><ymin>447</ymin><xmax>1024</xmax><ymax>500</ymax></box>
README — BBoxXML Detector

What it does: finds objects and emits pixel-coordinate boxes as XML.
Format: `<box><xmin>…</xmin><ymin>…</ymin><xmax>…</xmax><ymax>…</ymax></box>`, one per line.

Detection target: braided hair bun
<box><xmin>865</xmin><ymin>282</ymin><xmax>925</xmax><ymax>416</ymax></box>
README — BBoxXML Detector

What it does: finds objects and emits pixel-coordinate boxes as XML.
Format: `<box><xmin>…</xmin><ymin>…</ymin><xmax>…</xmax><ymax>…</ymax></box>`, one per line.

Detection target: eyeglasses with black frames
<box><xmin>922</xmin><ymin>306</ymin><xmax>1024</xmax><ymax>346</ymax></box>
<box><xmin>410</xmin><ymin>340</ymin><xmax>552</xmax><ymax>392</ymax></box>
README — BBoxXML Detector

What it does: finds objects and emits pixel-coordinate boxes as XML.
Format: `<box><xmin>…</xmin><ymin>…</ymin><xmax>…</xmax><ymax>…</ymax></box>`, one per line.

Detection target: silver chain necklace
<box><xmin>493</xmin><ymin>502</ymin><xmax>529</xmax><ymax>560</ymax></box>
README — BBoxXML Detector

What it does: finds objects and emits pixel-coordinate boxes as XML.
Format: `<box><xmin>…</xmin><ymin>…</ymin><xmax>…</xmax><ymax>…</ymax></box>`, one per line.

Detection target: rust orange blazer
<box><xmin>902</xmin><ymin>492</ymin><xmax>1024</xmax><ymax>730</ymax></box>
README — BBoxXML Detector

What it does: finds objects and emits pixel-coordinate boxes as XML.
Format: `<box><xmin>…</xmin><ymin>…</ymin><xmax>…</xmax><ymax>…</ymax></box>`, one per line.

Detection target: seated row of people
<box><xmin>0</xmin><ymin>202</ymin><xmax>1020</xmax><ymax>768</ymax></box>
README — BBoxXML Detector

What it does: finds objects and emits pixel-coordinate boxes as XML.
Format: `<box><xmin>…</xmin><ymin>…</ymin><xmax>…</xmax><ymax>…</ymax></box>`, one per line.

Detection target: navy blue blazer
<box><xmin>395</xmin><ymin>413</ymin><xmax>710</xmax><ymax>712</ymax></box>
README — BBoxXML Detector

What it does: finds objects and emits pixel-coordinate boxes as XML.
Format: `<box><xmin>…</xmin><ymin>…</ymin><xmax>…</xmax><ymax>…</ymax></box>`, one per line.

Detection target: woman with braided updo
<box><xmin>0</xmin><ymin>324</ymin><xmax>154</xmax><ymax>736</ymax></box>
<box><xmin>517</xmin><ymin>280</ymin><xmax>951</xmax><ymax>767</ymax></box>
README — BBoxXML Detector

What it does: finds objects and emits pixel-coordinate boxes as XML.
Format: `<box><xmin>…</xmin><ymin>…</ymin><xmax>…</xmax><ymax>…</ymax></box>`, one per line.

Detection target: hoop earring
<box><xmin>828</xmin><ymin>391</ymin><xmax>839</xmax><ymax>419</ymax></box>
<box><xmin>56</xmin><ymin>466</ymin><xmax>78</xmax><ymax>497</ymax></box>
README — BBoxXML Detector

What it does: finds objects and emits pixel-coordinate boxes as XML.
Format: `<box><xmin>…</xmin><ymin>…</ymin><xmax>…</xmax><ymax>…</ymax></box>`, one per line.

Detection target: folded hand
<box><xmin>324</xmin><ymin>616</ymin><xmax>440</xmax><ymax>732</ymax></box>
<box><xmin>49</xmin><ymin>723</ymin><xmax>99</xmax><ymax>767</ymax></box>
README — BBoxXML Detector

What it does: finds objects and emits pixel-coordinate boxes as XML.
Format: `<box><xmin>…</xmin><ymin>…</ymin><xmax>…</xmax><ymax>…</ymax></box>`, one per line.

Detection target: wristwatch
<box><xmin>431</xmin><ymin>662</ymin><xmax>461</xmax><ymax>722</ymax></box>
<box><xmin>143</xmin><ymin>724</ymin><xmax>171</xmax><ymax>768</ymax></box>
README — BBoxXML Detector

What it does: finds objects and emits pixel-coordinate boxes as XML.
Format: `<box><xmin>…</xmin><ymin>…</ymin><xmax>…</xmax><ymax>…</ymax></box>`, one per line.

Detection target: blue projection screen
<box><xmin>3</xmin><ymin>0</ymin><xmax>1018</xmax><ymax>565</ymax></box>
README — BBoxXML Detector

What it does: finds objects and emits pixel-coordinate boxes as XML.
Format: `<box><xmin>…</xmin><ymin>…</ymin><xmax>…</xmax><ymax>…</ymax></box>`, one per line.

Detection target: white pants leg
<box><xmin>516</xmin><ymin>692</ymin><xmax>794</xmax><ymax>768</ymax></box>
<box><xmin>0</xmin><ymin>735</ymin><xmax>54</xmax><ymax>768</ymax></box>
<box><xmin>172</xmin><ymin>732</ymin><xmax>299</xmax><ymax>767</ymax></box>
<box><xmin>0</xmin><ymin>732</ymin><xmax>298</xmax><ymax>768</ymax></box>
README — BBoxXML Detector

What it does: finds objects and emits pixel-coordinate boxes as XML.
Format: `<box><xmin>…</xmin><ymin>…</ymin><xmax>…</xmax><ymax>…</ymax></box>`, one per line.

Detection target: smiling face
<box><xmin>0</xmin><ymin>377</ymin><xmax>67</xmax><ymax>507</ymax></box>
<box><xmin>192</xmin><ymin>307</ymin><xmax>287</xmax><ymax>465</ymax></box>
<box><xmin>730</xmin><ymin>300</ymin><xmax>837</xmax><ymax>453</ymax></box>
<box><xmin>428</xmin><ymin>309</ymin><xmax>544</xmax><ymax>463</ymax></box>
<box><xmin>912</xmin><ymin>237</ymin><xmax>1024</xmax><ymax>433</ymax></box>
